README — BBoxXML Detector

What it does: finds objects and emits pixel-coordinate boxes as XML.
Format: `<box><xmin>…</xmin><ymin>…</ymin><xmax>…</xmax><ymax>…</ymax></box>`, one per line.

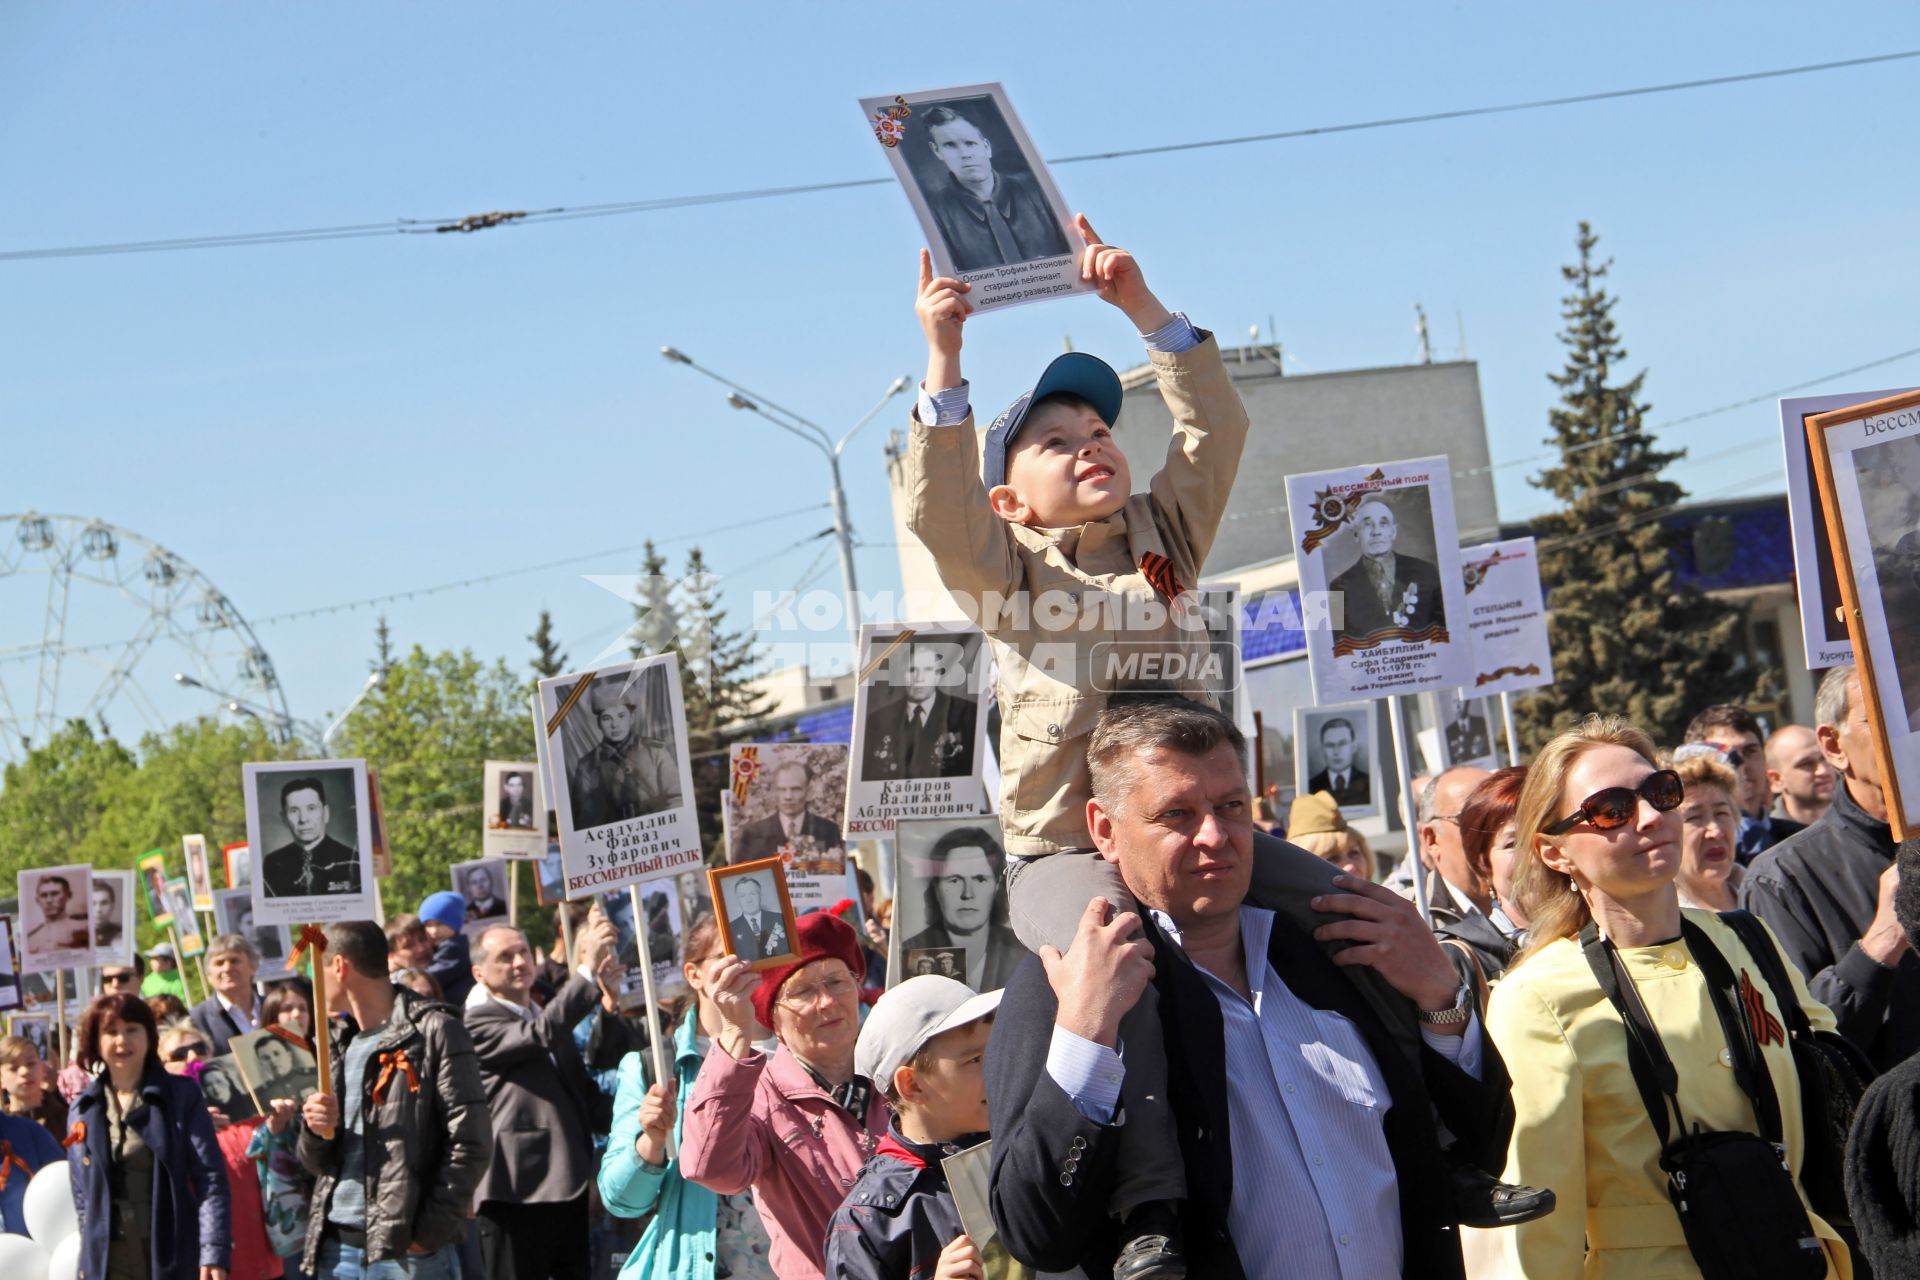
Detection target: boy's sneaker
<box><xmin>1114</xmin><ymin>1201</ymin><xmax>1186</xmax><ymax>1280</ymax></box>
<box><xmin>1449</xmin><ymin>1163</ymin><xmax>1556</xmax><ymax>1227</ymax></box>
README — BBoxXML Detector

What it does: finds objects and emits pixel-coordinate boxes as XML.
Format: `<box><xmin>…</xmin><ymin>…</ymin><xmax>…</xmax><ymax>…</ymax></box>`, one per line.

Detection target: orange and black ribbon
<box><xmin>62</xmin><ymin>1120</ymin><xmax>87</xmax><ymax>1150</ymax></box>
<box><xmin>1138</xmin><ymin>552</ymin><xmax>1184</xmax><ymax>604</ymax></box>
<box><xmin>290</xmin><ymin>924</ymin><xmax>329</xmax><ymax>972</ymax></box>
<box><xmin>1740</xmin><ymin>971</ymin><xmax>1786</xmax><ymax>1048</ymax></box>
<box><xmin>371</xmin><ymin>1050</ymin><xmax>420</xmax><ymax>1105</ymax></box>
<box><xmin>0</xmin><ymin>1140</ymin><xmax>32</xmax><ymax>1190</ymax></box>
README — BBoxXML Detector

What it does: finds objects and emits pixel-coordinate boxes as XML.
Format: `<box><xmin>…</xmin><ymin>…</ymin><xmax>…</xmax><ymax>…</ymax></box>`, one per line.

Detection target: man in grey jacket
<box><xmin>299</xmin><ymin>919</ymin><xmax>492</xmax><ymax>1278</ymax></box>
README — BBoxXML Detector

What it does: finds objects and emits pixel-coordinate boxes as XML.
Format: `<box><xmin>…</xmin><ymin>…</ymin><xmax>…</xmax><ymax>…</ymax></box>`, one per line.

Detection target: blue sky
<box><xmin>4</xmin><ymin>3</ymin><xmax>1917</xmax><ymax>738</ymax></box>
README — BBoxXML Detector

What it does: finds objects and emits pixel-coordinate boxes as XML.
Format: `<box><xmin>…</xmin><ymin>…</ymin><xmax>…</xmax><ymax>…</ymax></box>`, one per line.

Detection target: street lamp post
<box><xmin>174</xmin><ymin>669</ymin><xmax>383</xmax><ymax>752</ymax></box>
<box><xmin>663</xmin><ymin>347</ymin><xmax>910</xmax><ymax>656</ymax></box>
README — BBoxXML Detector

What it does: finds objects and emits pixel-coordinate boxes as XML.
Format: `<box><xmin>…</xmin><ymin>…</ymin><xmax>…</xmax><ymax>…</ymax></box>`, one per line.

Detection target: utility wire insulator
<box><xmin>434</xmin><ymin>210</ymin><xmax>528</xmax><ymax>234</ymax></box>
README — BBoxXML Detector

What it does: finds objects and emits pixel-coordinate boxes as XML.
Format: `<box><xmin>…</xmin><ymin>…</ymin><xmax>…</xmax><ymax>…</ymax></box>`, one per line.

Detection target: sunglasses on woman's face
<box><xmin>166</xmin><ymin>1042</ymin><xmax>210</xmax><ymax>1063</ymax></box>
<box><xmin>1544</xmin><ymin>769</ymin><xmax>1684</xmax><ymax>835</ymax></box>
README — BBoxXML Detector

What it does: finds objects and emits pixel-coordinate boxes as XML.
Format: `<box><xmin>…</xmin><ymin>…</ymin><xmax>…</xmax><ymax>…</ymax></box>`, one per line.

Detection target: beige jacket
<box><xmin>903</xmin><ymin>334</ymin><xmax>1251</xmax><ymax>856</ymax></box>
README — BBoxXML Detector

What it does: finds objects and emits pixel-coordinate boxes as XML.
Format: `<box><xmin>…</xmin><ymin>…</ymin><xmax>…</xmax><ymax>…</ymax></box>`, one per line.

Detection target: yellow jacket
<box><xmin>1467</xmin><ymin>909</ymin><xmax>1852</xmax><ymax>1280</ymax></box>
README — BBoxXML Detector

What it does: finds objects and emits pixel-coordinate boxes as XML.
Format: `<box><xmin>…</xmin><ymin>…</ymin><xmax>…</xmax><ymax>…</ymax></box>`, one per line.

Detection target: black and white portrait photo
<box><xmin>166</xmin><ymin>879</ymin><xmax>206</xmax><ymax>957</ymax></box>
<box><xmin>601</xmin><ymin>879</ymin><xmax>689</xmax><ymax>1005</ymax></box>
<box><xmin>183</xmin><ymin>833</ymin><xmax>214</xmax><ymax>912</ymax></box>
<box><xmin>726</xmin><ymin>742</ymin><xmax>849</xmax><ymax>870</ymax></box>
<box><xmin>905</xmin><ymin>947</ymin><xmax>966</xmax><ymax>981</ymax></box>
<box><xmin>859</xmin><ymin>82</ymin><xmax>1089</xmax><ymax>314</ymax></box>
<box><xmin>1853</xmin><ymin>433</ymin><xmax>1920</xmax><ymax>733</ymax></box>
<box><xmin>708</xmin><ymin>858</ymin><xmax>798</xmax><ymax>972</ymax></box>
<box><xmin>889</xmin><ymin>819</ymin><xmax>1024</xmax><ymax>994</ymax></box>
<box><xmin>452</xmin><ymin>858</ymin><xmax>511</xmax><ymax>935</ymax></box>
<box><xmin>1436</xmin><ymin>689</ymin><xmax>1498</xmax><ymax>768</ymax></box>
<box><xmin>498</xmin><ymin>769</ymin><xmax>534</xmax><ymax>829</ymax></box>
<box><xmin>1328</xmin><ymin>488</ymin><xmax>1446</xmax><ymax>649</ymax></box>
<box><xmin>214</xmin><ymin>886</ymin><xmax>291</xmax><ymax>980</ymax></box>
<box><xmin>91</xmin><ymin>870</ymin><xmax>135</xmax><ymax>970</ymax></box>
<box><xmin>558</xmin><ymin>665</ymin><xmax>684</xmax><ymax>829</ymax></box>
<box><xmin>244</xmin><ymin>759</ymin><xmax>377</xmax><ymax>927</ymax></box>
<box><xmin>0</xmin><ymin>917</ymin><xmax>20</xmax><ymax>1013</ymax></box>
<box><xmin>1294</xmin><ymin>703</ymin><xmax>1381</xmax><ymax>820</ymax></box>
<box><xmin>6</xmin><ymin>1014</ymin><xmax>50</xmax><ymax>1060</ymax></box>
<box><xmin>199</xmin><ymin>1055</ymin><xmax>259</xmax><ymax>1123</ymax></box>
<box><xmin>858</xmin><ymin>635</ymin><xmax>983</xmax><ymax>782</ymax></box>
<box><xmin>482</xmin><ymin>759</ymin><xmax>545</xmax><ymax>860</ymax></box>
<box><xmin>535</xmin><ymin>841</ymin><xmax>566</xmax><ymax>906</ymax></box>
<box><xmin>17</xmin><ymin>865</ymin><xmax>94</xmax><ymax>972</ymax></box>
<box><xmin>234</xmin><ymin>1028</ymin><xmax>319</xmax><ymax>1105</ymax></box>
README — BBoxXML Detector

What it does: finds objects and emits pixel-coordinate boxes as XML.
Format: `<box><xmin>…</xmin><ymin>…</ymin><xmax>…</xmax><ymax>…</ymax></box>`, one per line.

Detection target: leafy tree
<box><xmin>1515</xmin><ymin>223</ymin><xmax>1754</xmax><ymax>749</ymax></box>
<box><xmin>0</xmin><ymin>721</ymin><xmax>137</xmax><ymax>882</ymax></box>
<box><xmin>529</xmin><ymin>608</ymin><xmax>569</xmax><ymax>679</ymax></box>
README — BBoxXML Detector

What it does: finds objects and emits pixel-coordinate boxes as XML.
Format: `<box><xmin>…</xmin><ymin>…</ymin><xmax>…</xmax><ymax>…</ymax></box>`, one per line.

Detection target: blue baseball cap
<box><xmin>981</xmin><ymin>352</ymin><xmax>1124</xmax><ymax>489</ymax></box>
<box><xmin>419</xmin><ymin>891</ymin><xmax>466</xmax><ymax>933</ymax></box>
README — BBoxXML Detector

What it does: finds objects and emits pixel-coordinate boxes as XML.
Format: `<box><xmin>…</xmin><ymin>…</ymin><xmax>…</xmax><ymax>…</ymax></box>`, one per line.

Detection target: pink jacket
<box><xmin>679</xmin><ymin>1041</ymin><xmax>889</xmax><ymax>1280</ymax></box>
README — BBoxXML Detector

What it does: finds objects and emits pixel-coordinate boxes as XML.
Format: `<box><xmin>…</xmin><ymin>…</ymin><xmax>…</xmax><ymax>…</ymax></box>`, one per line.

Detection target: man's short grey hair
<box><xmin>1088</xmin><ymin>695</ymin><xmax>1247</xmax><ymax>812</ymax></box>
<box><xmin>207</xmin><ymin>933</ymin><xmax>260</xmax><ymax>967</ymax></box>
<box><xmin>474</xmin><ymin>924</ymin><xmax>528</xmax><ymax>966</ymax></box>
<box><xmin>1815</xmin><ymin>664</ymin><xmax>1856</xmax><ymax>731</ymax></box>
<box><xmin>1417</xmin><ymin>776</ymin><xmax>1441</xmax><ymax>825</ymax></box>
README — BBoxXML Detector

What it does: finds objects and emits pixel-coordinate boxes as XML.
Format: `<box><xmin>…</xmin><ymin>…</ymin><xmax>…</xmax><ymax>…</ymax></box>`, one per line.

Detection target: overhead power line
<box><xmin>4</xmin><ymin>50</ymin><xmax>1914</xmax><ymax>263</ymax></box>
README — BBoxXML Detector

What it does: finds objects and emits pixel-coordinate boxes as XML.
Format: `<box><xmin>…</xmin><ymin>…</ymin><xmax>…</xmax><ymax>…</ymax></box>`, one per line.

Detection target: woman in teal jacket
<box><xmin>601</xmin><ymin>912</ymin><xmax>778</xmax><ymax>1280</ymax></box>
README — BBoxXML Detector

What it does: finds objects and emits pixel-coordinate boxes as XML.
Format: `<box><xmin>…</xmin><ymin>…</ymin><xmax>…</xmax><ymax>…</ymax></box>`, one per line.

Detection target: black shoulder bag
<box><xmin>1581</xmin><ymin>921</ymin><xmax>1828</xmax><ymax>1279</ymax></box>
<box><xmin>1719</xmin><ymin>907</ymin><xmax>1876</xmax><ymax>1224</ymax></box>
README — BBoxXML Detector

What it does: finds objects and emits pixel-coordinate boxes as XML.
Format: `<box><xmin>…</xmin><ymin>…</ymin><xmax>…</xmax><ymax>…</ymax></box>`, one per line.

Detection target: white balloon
<box><xmin>0</xmin><ymin>1231</ymin><xmax>50</xmax><ymax>1280</ymax></box>
<box><xmin>43</xmin><ymin>1232</ymin><xmax>79</xmax><ymax>1280</ymax></box>
<box><xmin>22</xmin><ymin>1165</ymin><xmax>78</xmax><ymax>1245</ymax></box>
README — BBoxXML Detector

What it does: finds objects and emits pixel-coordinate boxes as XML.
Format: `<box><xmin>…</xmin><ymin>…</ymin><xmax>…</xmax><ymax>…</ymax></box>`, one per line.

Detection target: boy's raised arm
<box><xmin>916</xmin><ymin>248</ymin><xmax>971</xmax><ymax>404</ymax></box>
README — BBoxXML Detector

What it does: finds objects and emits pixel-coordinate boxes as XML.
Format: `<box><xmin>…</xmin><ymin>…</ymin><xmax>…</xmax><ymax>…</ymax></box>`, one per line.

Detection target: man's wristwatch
<box><xmin>1415</xmin><ymin>981</ymin><xmax>1475</xmax><ymax>1028</ymax></box>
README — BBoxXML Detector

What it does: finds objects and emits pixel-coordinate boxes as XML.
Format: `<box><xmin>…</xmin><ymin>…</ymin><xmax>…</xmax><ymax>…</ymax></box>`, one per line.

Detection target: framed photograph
<box><xmin>451</xmin><ymin>858</ymin><xmax>512</xmax><ymax>938</ymax></box>
<box><xmin>537</xmin><ymin>655</ymin><xmax>703</xmax><ymax>900</ymax></box>
<box><xmin>847</xmin><ymin>622</ymin><xmax>992</xmax><ymax>837</ymax></box>
<box><xmin>858</xmin><ymin>81</ymin><xmax>1089</xmax><ymax>314</ymax></box>
<box><xmin>183</xmin><ymin>834</ymin><xmax>214</xmax><ymax>913</ymax></box>
<box><xmin>367</xmin><ymin>766</ymin><xmax>392</xmax><ymax>880</ymax></box>
<box><xmin>1808</xmin><ymin>390</ymin><xmax>1920</xmax><ymax>836</ymax></box>
<box><xmin>1434</xmin><ymin>689</ymin><xmax>1500</xmax><ymax>770</ymax></box>
<box><xmin>1782</xmin><ymin>389</ymin><xmax>1915</xmax><ymax>669</ymax></box>
<box><xmin>167</xmin><ymin>879</ymin><xmax>205</xmax><ymax>958</ymax></box>
<box><xmin>199</xmin><ymin>1054</ymin><xmax>260</xmax><ymax>1123</ymax></box>
<box><xmin>724</xmin><ymin>742</ymin><xmax>850</xmax><ymax>915</ymax></box>
<box><xmin>887</xmin><ymin>818</ymin><xmax>1024</xmax><ymax>993</ymax></box>
<box><xmin>1293</xmin><ymin>702</ymin><xmax>1383</xmax><ymax>821</ymax></box>
<box><xmin>17</xmin><ymin>865</ymin><xmax>94</xmax><ymax>973</ymax></box>
<box><xmin>482</xmin><ymin>760</ymin><xmax>545</xmax><ymax>860</ymax></box>
<box><xmin>0</xmin><ymin>916</ymin><xmax>20</xmax><ymax>1013</ymax></box>
<box><xmin>1286</xmin><ymin>457</ymin><xmax>1473</xmax><ymax>704</ymax></box>
<box><xmin>138</xmin><ymin>850</ymin><xmax>172</xmax><ymax>926</ymax></box>
<box><xmin>707</xmin><ymin>858</ymin><xmax>799</xmax><ymax>972</ymax></box>
<box><xmin>90</xmin><ymin>870</ymin><xmax>135</xmax><ymax>970</ymax></box>
<box><xmin>600</xmin><ymin>877</ymin><xmax>690</xmax><ymax>1009</ymax></box>
<box><xmin>243</xmin><ymin>759</ymin><xmax>377</xmax><ymax>927</ymax></box>
<box><xmin>1459</xmin><ymin>537</ymin><xmax>1555</xmax><ymax>696</ymax></box>
<box><xmin>222</xmin><ymin>841</ymin><xmax>250</xmax><ymax>891</ymax></box>
<box><xmin>213</xmin><ymin>886</ymin><xmax>292</xmax><ymax>981</ymax></box>
<box><xmin>533</xmin><ymin>840</ymin><xmax>566</xmax><ymax>907</ymax></box>
<box><xmin>5</xmin><ymin>1012</ymin><xmax>49</xmax><ymax>1059</ymax></box>
<box><xmin>232</xmin><ymin>1027</ymin><xmax>320</xmax><ymax>1105</ymax></box>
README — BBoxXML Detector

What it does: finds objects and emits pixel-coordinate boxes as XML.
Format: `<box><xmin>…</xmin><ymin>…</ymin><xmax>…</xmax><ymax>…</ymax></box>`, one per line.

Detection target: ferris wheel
<box><xmin>0</xmin><ymin>512</ymin><xmax>291</xmax><ymax>763</ymax></box>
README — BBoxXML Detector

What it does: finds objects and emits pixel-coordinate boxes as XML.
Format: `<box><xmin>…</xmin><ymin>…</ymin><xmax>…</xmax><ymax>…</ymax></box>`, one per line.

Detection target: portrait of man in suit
<box><xmin>498</xmin><ymin>770</ymin><xmax>534</xmax><ymax>829</ymax></box>
<box><xmin>1445</xmin><ymin>695</ymin><xmax>1494</xmax><ymax>765</ymax></box>
<box><xmin>1330</xmin><ymin>492</ymin><xmax>1446</xmax><ymax>647</ymax></box>
<box><xmin>462</xmin><ymin>864</ymin><xmax>508</xmax><ymax>923</ymax></box>
<box><xmin>91</xmin><ymin>878</ymin><xmax>123</xmax><ymax>952</ymax></box>
<box><xmin>860</xmin><ymin>641</ymin><xmax>979</xmax><ymax>781</ymax></box>
<box><xmin>1306</xmin><ymin>715</ymin><xmax>1371</xmax><ymax>809</ymax></box>
<box><xmin>733</xmin><ymin>758</ymin><xmax>844</xmax><ymax>862</ymax></box>
<box><xmin>721</xmin><ymin>874</ymin><xmax>789</xmax><ymax>965</ymax></box>
<box><xmin>260</xmin><ymin>774</ymin><xmax>363</xmax><ymax>899</ymax></box>
<box><xmin>915</xmin><ymin>102</ymin><xmax>1070</xmax><ymax>273</ymax></box>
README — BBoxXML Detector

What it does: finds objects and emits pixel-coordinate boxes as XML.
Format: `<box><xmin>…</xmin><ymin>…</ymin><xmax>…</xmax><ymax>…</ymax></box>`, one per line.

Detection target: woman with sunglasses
<box><xmin>1467</xmin><ymin>717</ymin><xmax>1852</xmax><ymax>1278</ymax></box>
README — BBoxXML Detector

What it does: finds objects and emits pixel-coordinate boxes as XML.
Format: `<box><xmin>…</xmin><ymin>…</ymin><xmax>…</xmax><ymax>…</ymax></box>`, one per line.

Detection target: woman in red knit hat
<box><xmin>678</xmin><ymin>911</ymin><xmax>891</xmax><ymax>1280</ymax></box>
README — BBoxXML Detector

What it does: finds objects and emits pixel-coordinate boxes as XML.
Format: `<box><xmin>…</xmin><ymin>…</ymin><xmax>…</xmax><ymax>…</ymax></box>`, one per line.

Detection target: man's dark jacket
<box><xmin>985</xmin><ymin>880</ymin><xmax>1512</xmax><ymax>1278</ymax></box>
<box><xmin>261</xmin><ymin>834</ymin><xmax>362</xmax><ymax>898</ymax></box>
<box><xmin>822</xmin><ymin>1126</ymin><xmax>982</xmax><ymax>1280</ymax></box>
<box><xmin>926</xmin><ymin>169</ymin><xmax>1070</xmax><ymax>271</ymax></box>
<box><xmin>1330</xmin><ymin>553</ymin><xmax>1446</xmax><ymax>644</ymax></box>
<box><xmin>1305</xmin><ymin>765</ymin><xmax>1371</xmax><ymax>808</ymax></box>
<box><xmin>467</xmin><ymin>973</ymin><xmax>607</xmax><ymax>1205</ymax></box>
<box><xmin>735</xmin><ymin>809</ymin><xmax>843</xmax><ymax>858</ymax></box>
<box><xmin>862</xmin><ymin>691</ymin><xmax>978</xmax><ymax>780</ymax></box>
<box><xmin>1742</xmin><ymin>783</ymin><xmax>1920</xmax><ymax>1067</ymax></box>
<box><xmin>297</xmin><ymin>985</ymin><xmax>492</xmax><ymax>1271</ymax></box>
<box><xmin>188</xmin><ymin>993</ymin><xmax>254</xmax><ymax>1057</ymax></box>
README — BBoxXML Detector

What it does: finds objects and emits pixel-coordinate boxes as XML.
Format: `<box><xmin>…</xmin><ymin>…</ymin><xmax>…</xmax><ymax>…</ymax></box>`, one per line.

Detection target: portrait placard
<box><xmin>1293</xmin><ymin>702</ymin><xmax>1382</xmax><ymax>821</ymax></box>
<box><xmin>1807</xmin><ymin>390</ymin><xmax>1920</xmax><ymax>836</ymax></box>
<box><xmin>602</xmin><ymin>877</ymin><xmax>691</xmax><ymax>1009</ymax></box>
<box><xmin>367</xmin><ymin>766</ymin><xmax>392</xmax><ymax>881</ymax></box>
<box><xmin>847</xmin><ymin>622</ymin><xmax>992</xmax><ymax>836</ymax></box>
<box><xmin>200</xmin><ymin>1054</ymin><xmax>260</xmax><ymax>1123</ymax></box>
<box><xmin>138</xmin><ymin>850</ymin><xmax>172</xmax><ymax>925</ymax></box>
<box><xmin>538</xmin><ymin>655</ymin><xmax>703</xmax><ymax>899</ymax></box>
<box><xmin>708</xmin><ymin>858</ymin><xmax>799</xmax><ymax>972</ymax></box>
<box><xmin>1459</xmin><ymin>538</ymin><xmax>1554</xmax><ymax>695</ymax></box>
<box><xmin>859</xmin><ymin>81</ymin><xmax>1089</xmax><ymax>314</ymax></box>
<box><xmin>18</xmin><ymin>865</ymin><xmax>93</xmax><ymax>973</ymax></box>
<box><xmin>451</xmin><ymin>858</ymin><xmax>512</xmax><ymax>938</ymax></box>
<box><xmin>167</xmin><ymin>879</ymin><xmax>206</xmax><ymax>957</ymax></box>
<box><xmin>243</xmin><ymin>759</ymin><xmax>378</xmax><ymax>927</ymax></box>
<box><xmin>1286</xmin><ymin>457</ymin><xmax>1473</xmax><ymax>703</ymax></box>
<box><xmin>90</xmin><ymin>870</ymin><xmax>135</xmax><ymax>970</ymax></box>
<box><xmin>214</xmin><ymin>886</ymin><xmax>292</xmax><ymax>981</ymax></box>
<box><xmin>534</xmin><ymin>840</ymin><xmax>566</xmax><ymax>907</ymax></box>
<box><xmin>724</xmin><ymin>742</ymin><xmax>850</xmax><ymax>914</ymax></box>
<box><xmin>887</xmin><ymin>818</ymin><xmax>1025</xmax><ymax>993</ymax></box>
<box><xmin>942</xmin><ymin>1141</ymin><xmax>1028</xmax><ymax>1280</ymax></box>
<box><xmin>0</xmin><ymin>916</ymin><xmax>20</xmax><ymax>1012</ymax></box>
<box><xmin>1433</xmin><ymin>689</ymin><xmax>1500</xmax><ymax>770</ymax></box>
<box><xmin>5</xmin><ymin>1013</ymin><xmax>49</xmax><ymax>1059</ymax></box>
<box><xmin>222</xmin><ymin>841</ymin><xmax>250</xmax><ymax>891</ymax></box>
<box><xmin>183</xmin><ymin>834</ymin><xmax>214</xmax><ymax>912</ymax></box>
<box><xmin>233</xmin><ymin>1027</ymin><xmax>320</xmax><ymax>1105</ymax></box>
<box><xmin>482</xmin><ymin>759</ymin><xmax>545</xmax><ymax>860</ymax></box>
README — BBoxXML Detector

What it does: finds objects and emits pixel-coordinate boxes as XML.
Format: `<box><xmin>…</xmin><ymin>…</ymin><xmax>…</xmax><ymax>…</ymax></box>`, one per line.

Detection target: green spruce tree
<box><xmin>529</xmin><ymin>608</ymin><xmax>569</xmax><ymax>678</ymax></box>
<box><xmin>628</xmin><ymin>541</ymin><xmax>681</xmax><ymax>661</ymax></box>
<box><xmin>1515</xmin><ymin>223</ymin><xmax>1754</xmax><ymax>749</ymax></box>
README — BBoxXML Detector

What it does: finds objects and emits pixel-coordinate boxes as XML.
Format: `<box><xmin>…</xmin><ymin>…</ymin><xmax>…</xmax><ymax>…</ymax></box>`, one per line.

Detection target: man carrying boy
<box><xmin>822</xmin><ymin>975</ymin><xmax>1006</xmax><ymax>1280</ymax></box>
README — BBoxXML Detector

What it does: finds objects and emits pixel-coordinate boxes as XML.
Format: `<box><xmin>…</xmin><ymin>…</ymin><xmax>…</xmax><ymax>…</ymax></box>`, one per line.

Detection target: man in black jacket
<box><xmin>1744</xmin><ymin>664</ymin><xmax>1920</xmax><ymax>1067</ymax></box>
<box><xmin>986</xmin><ymin>698</ymin><xmax>1512</xmax><ymax>1279</ymax></box>
<box><xmin>467</xmin><ymin>912</ymin><xmax>623</xmax><ymax>1280</ymax></box>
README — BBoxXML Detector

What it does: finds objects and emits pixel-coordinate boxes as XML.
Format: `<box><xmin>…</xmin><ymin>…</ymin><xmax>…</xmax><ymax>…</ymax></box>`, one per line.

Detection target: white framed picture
<box><xmin>847</xmin><ymin>622</ymin><xmax>992</xmax><ymax>837</ymax></box>
<box><xmin>243</xmin><ymin>760</ymin><xmax>377</xmax><ymax>927</ymax></box>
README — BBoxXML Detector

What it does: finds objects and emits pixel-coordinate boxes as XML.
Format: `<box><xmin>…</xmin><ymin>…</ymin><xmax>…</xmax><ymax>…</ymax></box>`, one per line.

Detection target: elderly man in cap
<box><xmin>681</xmin><ymin>912</ymin><xmax>892</xmax><ymax>1280</ymax></box>
<box><xmin>418</xmin><ymin>891</ymin><xmax>475</xmax><ymax>1007</ymax></box>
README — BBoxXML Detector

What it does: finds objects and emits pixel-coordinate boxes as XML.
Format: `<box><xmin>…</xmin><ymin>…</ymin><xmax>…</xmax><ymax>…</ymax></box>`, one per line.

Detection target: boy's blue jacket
<box><xmin>822</xmin><ymin>1124</ymin><xmax>984</xmax><ymax>1280</ymax></box>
